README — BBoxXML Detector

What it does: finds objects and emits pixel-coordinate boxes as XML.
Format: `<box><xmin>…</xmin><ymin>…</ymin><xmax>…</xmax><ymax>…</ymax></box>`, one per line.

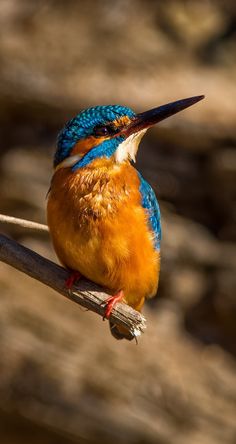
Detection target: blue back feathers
<box><xmin>138</xmin><ymin>172</ymin><xmax>161</xmax><ymax>250</ymax></box>
<box><xmin>55</xmin><ymin>105</ymin><xmax>135</xmax><ymax>167</ymax></box>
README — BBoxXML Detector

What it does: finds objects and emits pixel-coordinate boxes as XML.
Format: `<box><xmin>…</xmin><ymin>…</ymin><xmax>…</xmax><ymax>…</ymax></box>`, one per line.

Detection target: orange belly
<box><xmin>47</xmin><ymin>159</ymin><xmax>160</xmax><ymax>311</ymax></box>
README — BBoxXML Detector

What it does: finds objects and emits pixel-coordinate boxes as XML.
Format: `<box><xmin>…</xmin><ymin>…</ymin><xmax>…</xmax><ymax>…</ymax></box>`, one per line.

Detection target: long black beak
<box><xmin>124</xmin><ymin>95</ymin><xmax>205</xmax><ymax>137</ymax></box>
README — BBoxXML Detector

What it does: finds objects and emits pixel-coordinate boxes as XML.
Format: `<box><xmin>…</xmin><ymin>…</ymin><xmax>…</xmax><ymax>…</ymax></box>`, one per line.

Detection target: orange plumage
<box><xmin>47</xmin><ymin>158</ymin><xmax>160</xmax><ymax>314</ymax></box>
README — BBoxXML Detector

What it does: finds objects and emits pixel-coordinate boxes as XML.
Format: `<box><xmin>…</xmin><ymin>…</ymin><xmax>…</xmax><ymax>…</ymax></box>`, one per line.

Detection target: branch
<box><xmin>0</xmin><ymin>214</ymin><xmax>49</xmax><ymax>232</ymax></box>
<box><xmin>0</xmin><ymin>234</ymin><xmax>146</xmax><ymax>339</ymax></box>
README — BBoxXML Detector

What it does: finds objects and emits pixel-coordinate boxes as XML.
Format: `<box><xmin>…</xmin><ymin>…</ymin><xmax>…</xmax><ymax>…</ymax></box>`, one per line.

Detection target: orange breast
<box><xmin>47</xmin><ymin>158</ymin><xmax>160</xmax><ymax>311</ymax></box>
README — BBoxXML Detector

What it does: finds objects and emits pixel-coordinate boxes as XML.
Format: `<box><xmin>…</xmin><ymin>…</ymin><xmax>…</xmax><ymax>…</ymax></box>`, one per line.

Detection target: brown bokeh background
<box><xmin>0</xmin><ymin>1</ymin><xmax>236</xmax><ymax>443</ymax></box>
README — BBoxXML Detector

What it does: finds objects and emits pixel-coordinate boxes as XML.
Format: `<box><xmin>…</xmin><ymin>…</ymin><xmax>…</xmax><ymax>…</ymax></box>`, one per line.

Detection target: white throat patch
<box><xmin>54</xmin><ymin>154</ymin><xmax>82</xmax><ymax>172</ymax></box>
<box><xmin>114</xmin><ymin>129</ymin><xmax>147</xmax><ymax>163</ymax></box>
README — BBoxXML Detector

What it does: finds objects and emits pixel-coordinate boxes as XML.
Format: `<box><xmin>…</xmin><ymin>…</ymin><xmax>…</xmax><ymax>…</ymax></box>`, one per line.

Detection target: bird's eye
<box><xmin>93</xmin><ymin>124</ymin><xmax>119</xmax><ymax>137</ymax></box>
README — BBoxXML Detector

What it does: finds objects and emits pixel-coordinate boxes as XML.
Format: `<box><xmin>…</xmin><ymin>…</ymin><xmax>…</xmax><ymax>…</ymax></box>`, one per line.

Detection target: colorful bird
<box><xmin>47</xmin><ymin>95</ymin><xmax>204</xmax><ymax>340</ymax></box>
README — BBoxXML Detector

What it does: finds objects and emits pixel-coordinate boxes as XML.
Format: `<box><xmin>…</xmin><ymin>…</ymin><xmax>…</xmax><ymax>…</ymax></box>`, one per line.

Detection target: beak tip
<box><xmin>195</xmin><ymin>94</ymin><xmax>205</xmax><ymax>101</ymax></box>
<box><xmin>182</xmin><ymin>94</ymin><xmax>205</xmax><ymax>107</ymax></box>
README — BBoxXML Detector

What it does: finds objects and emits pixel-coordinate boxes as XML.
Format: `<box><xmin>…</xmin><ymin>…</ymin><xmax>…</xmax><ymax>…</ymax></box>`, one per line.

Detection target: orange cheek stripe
<box><xmin>71</xmin><ymin>136</ymin><xmax>106</xmax><ymax>156</ymax></box>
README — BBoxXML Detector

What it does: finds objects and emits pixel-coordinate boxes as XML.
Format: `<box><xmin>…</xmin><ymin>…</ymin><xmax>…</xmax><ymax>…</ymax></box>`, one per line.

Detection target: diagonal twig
<box><xmin>0</xmin><ymin>234</ymin><xmax>146</xmax><ymax>338</ymax></box>
<box><xmin>0</xmin><ymin>214</ymin><xmax>49</xmax><ymax>232</ymax></box>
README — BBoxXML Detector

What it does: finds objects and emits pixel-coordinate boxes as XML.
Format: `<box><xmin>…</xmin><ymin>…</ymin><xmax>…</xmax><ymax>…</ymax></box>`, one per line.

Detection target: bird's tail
<box><xmin>109</xmin><ymin>320</ymin><xmax>135</xmax><ymax>341</ymax></box>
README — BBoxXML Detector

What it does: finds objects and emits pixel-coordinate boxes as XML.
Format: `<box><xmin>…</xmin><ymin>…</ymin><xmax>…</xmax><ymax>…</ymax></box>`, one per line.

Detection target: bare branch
<box><xmin>0</xmin><ymin>234</ymin><xmax>146</xmax><ymax>338</ymax></box>
<box><xmin>0</xmin><ymin>214</ymin><xmax>49</xmax><ymax>232</ymax></box>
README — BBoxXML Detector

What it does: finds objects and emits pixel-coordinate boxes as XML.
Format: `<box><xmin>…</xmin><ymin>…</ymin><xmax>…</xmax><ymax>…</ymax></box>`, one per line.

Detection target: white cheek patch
<box><xmin>114</xmin><ymin>129</ymin><xmax>147</xmax><ymax>163</ymax></box>
<box><xmin>54</xmin><ymin>154</ymin><xmax>82</xmax><ymax>172</ymax></box>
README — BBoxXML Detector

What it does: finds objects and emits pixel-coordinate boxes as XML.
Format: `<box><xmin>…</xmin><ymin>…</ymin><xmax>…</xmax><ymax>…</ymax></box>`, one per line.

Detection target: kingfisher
<box><xmin>47</xmin><ymin>95</ymin><xmax>204</xmax><ymax>340</ymax></box>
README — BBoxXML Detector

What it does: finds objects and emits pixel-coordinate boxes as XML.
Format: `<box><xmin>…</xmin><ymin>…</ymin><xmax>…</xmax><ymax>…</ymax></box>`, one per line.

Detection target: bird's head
<box><xmin>54</xmin><ymin>95</ymin><xmax>204</xmax><ymax>171</ymax></box>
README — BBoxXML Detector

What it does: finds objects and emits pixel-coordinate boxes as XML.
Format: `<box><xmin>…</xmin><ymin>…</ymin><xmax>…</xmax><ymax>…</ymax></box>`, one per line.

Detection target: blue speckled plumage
<box><xmin>55</xmin><ymin>105</ymin><xmax>135</xmax><ymax>167</ymax></box>
<box><xmin>138</xmin><ymin>172</ymin><xmax>161</xmax><ymax>250</ymax></box>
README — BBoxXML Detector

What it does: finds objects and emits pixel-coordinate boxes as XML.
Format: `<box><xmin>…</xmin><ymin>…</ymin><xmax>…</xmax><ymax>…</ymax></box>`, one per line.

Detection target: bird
<box><xmin>47</xmin><ymin>95</ymin><xmax>204</xmax><ymax>340</ymax></box>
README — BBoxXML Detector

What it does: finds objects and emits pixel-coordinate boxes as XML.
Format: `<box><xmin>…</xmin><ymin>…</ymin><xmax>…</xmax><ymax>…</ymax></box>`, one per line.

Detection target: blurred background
<box><xmin>0</xmin><ymin>0</ymin><xmax>236</xmax><ymax>443</ymax></box>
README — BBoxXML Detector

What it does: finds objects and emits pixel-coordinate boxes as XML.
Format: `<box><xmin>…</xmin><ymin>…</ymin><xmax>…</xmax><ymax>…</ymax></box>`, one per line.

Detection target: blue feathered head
<box><xmin>54</xmin><ymin>105</ymin><xmax>135</xmax><ymax>167</ymax></box>
<box><xmin>54</xmin><ymin>96</ymin><xmax>204</xmax><ymax>169</ymax></box>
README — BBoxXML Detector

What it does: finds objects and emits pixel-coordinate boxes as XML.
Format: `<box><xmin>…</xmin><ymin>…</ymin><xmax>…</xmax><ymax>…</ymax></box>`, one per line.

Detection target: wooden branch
<box><xmin>0</xmin><ymin>214</ymin><xmax>49</xmax><ymax>232</ymax></box>
<box><xmin>0</xmin><ymin>234</ymin><xmax>146</xmax><ymax>339</ymax></box>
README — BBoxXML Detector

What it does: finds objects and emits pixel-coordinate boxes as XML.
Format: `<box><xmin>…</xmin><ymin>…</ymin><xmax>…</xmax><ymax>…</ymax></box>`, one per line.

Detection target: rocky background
<box><xmin>0</xmin><ymin>1</ymin><xmax>236</xmax><ymax>443</ymax></box>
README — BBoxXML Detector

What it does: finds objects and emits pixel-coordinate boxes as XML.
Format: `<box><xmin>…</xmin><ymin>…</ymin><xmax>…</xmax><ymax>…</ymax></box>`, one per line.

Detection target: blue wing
<box><xmin>138</xmin><ymin>172</ymin><xmax>161</xmax><ymax>250</ymax></box>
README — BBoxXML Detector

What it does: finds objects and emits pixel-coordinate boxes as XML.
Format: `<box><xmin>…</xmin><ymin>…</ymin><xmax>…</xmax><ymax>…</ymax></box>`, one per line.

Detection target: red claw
<box><xmin>65</xmin><ymin>271</ymin><xmax>81</xmax><ymax>290</ymax></box>
<box><xmin>101</xmin><ymin>290</ymin><xmax>124</xmax><ymax>319</ymax></box>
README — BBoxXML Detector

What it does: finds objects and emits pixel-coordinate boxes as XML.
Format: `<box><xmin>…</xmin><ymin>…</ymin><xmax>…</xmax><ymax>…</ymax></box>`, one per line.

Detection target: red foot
<box><xmin>101</xmin><ymin>290</ymin><xmax>124</xmax><ymax>319</ymax></box>
<box><xmin>65</xmin><ymin>271</ymin><xmax>81</xmax><ymax>290</ymax></box>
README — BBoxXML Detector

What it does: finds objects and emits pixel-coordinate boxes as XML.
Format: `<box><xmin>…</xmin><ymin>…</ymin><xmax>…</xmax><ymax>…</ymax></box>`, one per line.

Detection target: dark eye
<box><xmin>93</xmin><ymin>124</ymin><xmax>120</xmax><ymax>137</ymax></box>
